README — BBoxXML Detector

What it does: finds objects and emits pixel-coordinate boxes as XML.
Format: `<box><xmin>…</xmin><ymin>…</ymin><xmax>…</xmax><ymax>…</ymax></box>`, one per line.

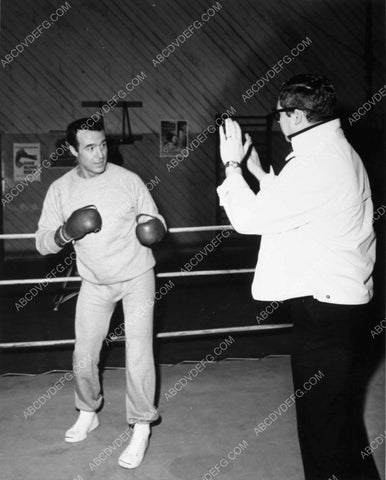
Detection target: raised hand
<box><xmin>244</xmin><ymin>133</ymin><xmax>265</xmax><ymax>181</ymax></box>
<box><xmin>219</xmin><ymin>118</ymin><xmax>244</xmax><ymax>165</ymax></box>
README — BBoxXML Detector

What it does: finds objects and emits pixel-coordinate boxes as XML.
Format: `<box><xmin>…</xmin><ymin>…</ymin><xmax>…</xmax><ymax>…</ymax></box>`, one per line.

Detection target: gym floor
<box><xmin>1</xmin><ymin>356</ymin><xmax>384</xmax><ymax>480</ymax></box>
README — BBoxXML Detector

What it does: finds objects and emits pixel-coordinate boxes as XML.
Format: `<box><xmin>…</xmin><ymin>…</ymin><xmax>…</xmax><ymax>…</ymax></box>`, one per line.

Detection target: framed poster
<box><xmin>13</xmin><ymin>143</ymin><xmax>41</xmax><ymax>182</ymax></box>
<box><xmin>160</xmin><ymin>120</ymin><xmax>188</xmax><ymax>157</ymax></box>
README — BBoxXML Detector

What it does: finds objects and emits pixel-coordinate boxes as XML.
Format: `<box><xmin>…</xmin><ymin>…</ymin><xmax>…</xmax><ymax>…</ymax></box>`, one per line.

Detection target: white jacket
<box><xmin>217</xmin><ymin>119</ymin><xmax>375</xmax><ymax>305</ymax></box>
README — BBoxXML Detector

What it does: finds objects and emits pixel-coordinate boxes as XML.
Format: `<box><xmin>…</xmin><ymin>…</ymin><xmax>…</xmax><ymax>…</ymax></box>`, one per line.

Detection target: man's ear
<box><xmin>293</xmin><ymin>109</ymin><xmax>304</xmax><ymax>126</ymax></box>
<box><xmin>69</xmin><ymin>145</ymin><xmax>78</xmax><ymax>158</ymax></box>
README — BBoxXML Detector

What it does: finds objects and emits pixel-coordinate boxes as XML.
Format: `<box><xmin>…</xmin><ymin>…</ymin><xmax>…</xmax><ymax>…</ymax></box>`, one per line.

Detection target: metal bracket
<box><xmin>81</xmin><ymin>101</ymin><xmax>143</xmax><ymax>144</ymax></box>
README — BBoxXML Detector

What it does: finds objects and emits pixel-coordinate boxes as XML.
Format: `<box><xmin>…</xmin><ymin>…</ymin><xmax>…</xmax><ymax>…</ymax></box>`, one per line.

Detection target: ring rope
<box><xmin>0</xmin><ymin>225</ymin><xmax>277</xmax><ymax>350</ymax></box>
<box><xmin>0</xmin><ymin>324</ymin><xmax>293</xmax><ymax>349</ymax></box>
<box><xmin>0</xmin><ymin>225</ymin><xmax>247</xmax><ymax>285</ymax></box>
<box><xmin>0</xmin><ymin>269</ymin><xmax>254</xmax><ymax>286</ymax></box>
<box><xmin>0</xmin><ymin>233</ymin><xmax>36</xmax><ymax>239</ymax></box>
<box><xmin>0</xmin><ymin>225</ymin><xmax>234</xmax><ymax>240</ymax></box>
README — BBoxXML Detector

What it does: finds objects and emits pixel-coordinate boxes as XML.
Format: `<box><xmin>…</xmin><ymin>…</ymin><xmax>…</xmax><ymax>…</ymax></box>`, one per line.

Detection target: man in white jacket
<box><xmin>217</xmin><ymin>74</ymin><xmax>380</xmax><ymax>480</ymax></box>
<box><xmin>36</xmin><ymin>117</ymin><xmax>166</xmax><ymax>469</ymax></box>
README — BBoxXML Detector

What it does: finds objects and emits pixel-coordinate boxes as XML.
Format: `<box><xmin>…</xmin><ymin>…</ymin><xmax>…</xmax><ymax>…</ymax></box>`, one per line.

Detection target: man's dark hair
<box><xmin>66</xmin><ymin>117</ymin><xmax>105</xmax><ymax>150</ymax></box>
<box><xmin>279</xmin><ymin>74</ymin><xmax>336</xmax><ymax>123</ymax></box>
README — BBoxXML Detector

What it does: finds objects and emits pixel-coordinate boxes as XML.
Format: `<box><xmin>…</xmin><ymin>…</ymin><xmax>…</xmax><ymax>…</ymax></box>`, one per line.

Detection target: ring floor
<box><xmin>1</xmin><ymin>357</ymin><xmax>384</xmax><ymax>480</ymax></box>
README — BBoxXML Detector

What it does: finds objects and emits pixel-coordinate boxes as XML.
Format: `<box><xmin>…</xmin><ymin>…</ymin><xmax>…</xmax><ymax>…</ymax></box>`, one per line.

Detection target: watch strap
<box><xmin>224</xmin><ymin>161</ymin><xmax>241</xmax><ymax>169</ymax></box>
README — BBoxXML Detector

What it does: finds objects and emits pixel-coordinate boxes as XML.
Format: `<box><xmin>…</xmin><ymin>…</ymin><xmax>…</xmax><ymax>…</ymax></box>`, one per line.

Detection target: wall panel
<box><xmin>0</xmin><ymin>0</ymin><xmax>384</xmax><ymax>255</ymax></box>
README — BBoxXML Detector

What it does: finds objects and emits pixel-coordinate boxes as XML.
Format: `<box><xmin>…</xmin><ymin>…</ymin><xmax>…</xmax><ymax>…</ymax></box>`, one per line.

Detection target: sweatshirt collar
<box><xmin>73</xmin><ymin>162</ymin><xmax>111</xmax><ymax>181</ymax></box>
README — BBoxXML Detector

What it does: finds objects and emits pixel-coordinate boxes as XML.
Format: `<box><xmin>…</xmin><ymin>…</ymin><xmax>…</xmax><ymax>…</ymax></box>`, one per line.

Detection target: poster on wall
<box><xmin>160</xmin><ymin>120</ymin><xmax>188</xmax><ymax>157</ymax></box>
<box><xmin>13</xmin><ymin>143</ymin><xmax>41</xmax><ymax>182</ymax></box>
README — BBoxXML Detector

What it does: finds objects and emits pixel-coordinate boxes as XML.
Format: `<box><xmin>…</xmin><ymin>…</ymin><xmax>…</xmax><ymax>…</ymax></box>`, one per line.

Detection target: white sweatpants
<box><xmin>72</xmin><ymin>268</ymin><xmax>158</xmax><ymax>424</ymax></box>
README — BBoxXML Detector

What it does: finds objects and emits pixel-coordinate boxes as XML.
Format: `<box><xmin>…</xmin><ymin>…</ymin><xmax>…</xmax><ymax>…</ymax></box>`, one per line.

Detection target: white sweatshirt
<box><xmin>36</xmin><ymin>163</ymin><xmax>166</xmax><ymax>284</ymax></box>
<box><xmin>217</xmin><ymin>119</ymin><xmax>376</xmax><ymax>305</ymax></box>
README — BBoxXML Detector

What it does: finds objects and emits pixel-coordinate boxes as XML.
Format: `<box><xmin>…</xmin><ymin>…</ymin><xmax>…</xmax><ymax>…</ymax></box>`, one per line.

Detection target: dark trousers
<box><xmin>290</xmin><ymin>297</ymin><xmax>381</xmax><ymax>480</ymax></box>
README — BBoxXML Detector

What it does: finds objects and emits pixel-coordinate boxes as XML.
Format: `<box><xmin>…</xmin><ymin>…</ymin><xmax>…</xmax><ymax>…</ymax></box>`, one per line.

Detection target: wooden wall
<box><xmin>0</xmin><ymin>0</ymin><xmax>384</xmax><ymax>254</ymax></box>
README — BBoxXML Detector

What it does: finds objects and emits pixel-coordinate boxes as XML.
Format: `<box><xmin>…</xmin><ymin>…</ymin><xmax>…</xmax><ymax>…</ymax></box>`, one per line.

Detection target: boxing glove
<box><xmin>54</xmin><ymin>205</ymin><xmax>102</xmax><ymax>248</ymax></box>
<box><xmin>136</xmin><ymin>214</ymin><xmax>166</xmax><ymax>247</ymax></box>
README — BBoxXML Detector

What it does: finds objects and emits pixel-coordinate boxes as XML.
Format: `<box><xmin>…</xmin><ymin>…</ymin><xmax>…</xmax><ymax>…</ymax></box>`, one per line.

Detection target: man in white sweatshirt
<box><xmin>217</xmin><ymin>74</ymin><xmax>380</xmax><ymax>480</ymax></box>
<box><xmin>36</xmin><ymin>117</ymin><xmax>166</xmax><ymax>469</ymax></box>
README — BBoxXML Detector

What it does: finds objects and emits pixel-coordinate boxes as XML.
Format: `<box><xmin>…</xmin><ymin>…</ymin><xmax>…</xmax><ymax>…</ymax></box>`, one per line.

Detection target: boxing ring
<box><xmin>0</xmin><ymin>225</ymin><xmax>292</xmax><ymax>351</ymax></box>
<box><xmin>1</xmin><ymin>227</ymin><xmax>384</xmax><ymax>480</ymax></box>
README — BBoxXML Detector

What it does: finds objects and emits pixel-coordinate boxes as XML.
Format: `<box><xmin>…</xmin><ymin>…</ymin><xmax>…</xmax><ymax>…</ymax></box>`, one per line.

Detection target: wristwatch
<box><xmin>224</xmin><ymin>161</ymin><xmax>241</xmax><ymax>169</ymax></box>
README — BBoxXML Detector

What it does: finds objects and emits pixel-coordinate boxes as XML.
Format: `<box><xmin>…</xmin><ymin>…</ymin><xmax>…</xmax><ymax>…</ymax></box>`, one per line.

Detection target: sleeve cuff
<box><xmin>36</xmin><ymin>230</ymin><xmax>65</xmax><ymax>255</ymax></box>
<box><xmin>217</xmin><ymin>174</ymin><xmax>248</xmax><ymax>206</ymax></box>
<box><xmin>259</xmin><ymin>167</ymin><xmax>276</xmax><ymax>190</ymax></box>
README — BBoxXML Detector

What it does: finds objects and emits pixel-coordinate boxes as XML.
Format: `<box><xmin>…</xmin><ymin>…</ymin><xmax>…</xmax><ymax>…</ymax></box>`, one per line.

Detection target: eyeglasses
<box><xmin>271</xmin><ymin>108</ymin><xmax>295</xmax><ymax>121</ymax></box>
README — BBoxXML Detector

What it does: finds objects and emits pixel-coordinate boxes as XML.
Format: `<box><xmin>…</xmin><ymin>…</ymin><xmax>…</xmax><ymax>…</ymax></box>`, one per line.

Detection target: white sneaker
<box><xmin>64</xmin><ymin>411</ymin><xmax>99</xmax><ymax>443</ymax></box>
<box><xmin>118</xmin><ymin>424</ymin><xmax>150</xmax><ymax>469</ymax></box>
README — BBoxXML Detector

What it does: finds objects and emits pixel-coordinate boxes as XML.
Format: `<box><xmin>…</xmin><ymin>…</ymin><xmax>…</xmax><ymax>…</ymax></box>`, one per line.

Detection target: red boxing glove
<box><xmin>136</xmin><ymin>214</ymin><xmax>166</xmax><ymax>247</ymax></box>
<box><xmin>54</xmin><ymin>205</ymin><xmax>102</xmax><ymax>248</ymax></box>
